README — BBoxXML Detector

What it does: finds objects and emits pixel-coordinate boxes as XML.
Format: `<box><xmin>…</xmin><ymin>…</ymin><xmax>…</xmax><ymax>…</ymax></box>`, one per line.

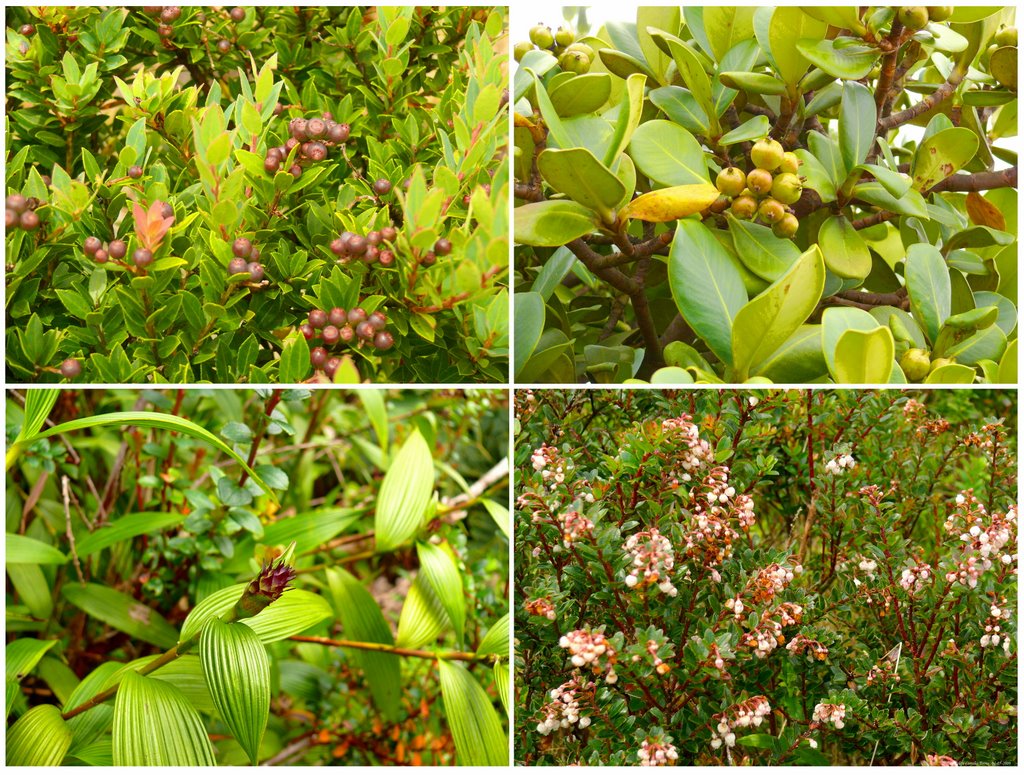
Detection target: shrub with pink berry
<box><xmin>515</xmin><ymin>389</ymin><xmax>1016</xmax><ymax>765</ymax></box>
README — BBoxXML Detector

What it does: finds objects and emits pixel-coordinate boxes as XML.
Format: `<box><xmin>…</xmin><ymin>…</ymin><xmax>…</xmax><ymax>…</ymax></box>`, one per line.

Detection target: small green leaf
<box><xmin>796</xmin><ymin>38</ymin><xmax>878</xmax><ymax>79</ymax></box>
<box><xmin>180</xmin><ymin>585</ymin><xmax>332</xmax><ymax>644</ymax></box>
<box><xmin>537</xmin><ymin>148</ymin><xmax>625</xmax><ymax>222</ymax></box>
<box><xmin>417</xmin><ymin>542</ymin><xmax>466</xmax><ymax>647</ymax></box>
<box><xmin>905</xmin><ymin>243</ymin><xmax>952</xmax><ymax>344</ymax></box>
<box><xmin>718</xmin><ymin>115</ymin><xmax>771</xmax><ymax>145</ymax></box>
<box><xmin>477</xmin><ymin>613</ymin><xmax>510</xmax><ymax>659</ymax></box>
<box><xmin>514</xmin><ymin>200</ymin><xmax>597</xmax><ymax>247</ymax></box>
<box><xmin>63</xmin><ymin>584</ymin><xmax>178</xmax><ymax>649</ymax></box>
<box><xmin>278</xmin><ymin>331</ymin><xmax>311</xmax><ymax>384</ymax></box>
<box><xmin>7</xmin><ymin>704</ymin><xmax>73</xmax><ymax>766</ymax></box>
<box><xmin>832</xmin><ymin>326</ymin><xmax>895</xmax><ymax>383</ymax></box>
<box><xmin>396</xmin><ymin>573</ymin><xmax>450</xmax><ymax>649</ymax></box>
<box><xmin>818</xmin><ymin>215</ymin><xmax>872</xmax><ymax>279</ymax></box>
<box><xmin>838</xmin><ymin>81</ymin><xmax>876</xmax><ymax>171</ymax></box>
<box><xmin>374</xmin><ymin>430</ymin><xmax>435</xmax><ymax>552</ymax></box>
<box><xmin>437</xmin><ymin>660</ymin><xmax>508</xmax><ymax>766</ymax></box>
<box><xmin>7</xmin><ymin>534</ymin><xmax>66</xmax><ymax>564</ymax></box>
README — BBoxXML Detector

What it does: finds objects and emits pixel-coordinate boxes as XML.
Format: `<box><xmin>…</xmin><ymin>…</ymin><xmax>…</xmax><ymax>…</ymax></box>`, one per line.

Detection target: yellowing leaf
<box><xmin>965</xmin><ymin>191</ymin><xmax>1006</xmax><ymax>230</ymax></box>
<box><xmin>622</xmin><ymin>183</ymin><xmax>721</xmax><ymax>222</ymax></box>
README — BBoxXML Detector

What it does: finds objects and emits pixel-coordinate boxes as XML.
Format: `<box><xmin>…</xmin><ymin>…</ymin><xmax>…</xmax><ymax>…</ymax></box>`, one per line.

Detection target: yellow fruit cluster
<box><xmin>515</xmin><ymin>25</ymin><xmax>593</xmax><ymax>74</ymax></box>
<box><xmin>714</xmin><ymin>138</ymin><xmax>803</xmax><ymax>238</ymax></box>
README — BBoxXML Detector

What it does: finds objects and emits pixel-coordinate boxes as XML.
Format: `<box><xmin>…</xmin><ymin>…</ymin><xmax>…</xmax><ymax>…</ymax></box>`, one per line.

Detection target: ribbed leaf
<box><xmin>481</xmin><ymin>498</ymin><xmax>511</xmax><ymax>538</ymax></box>
<box><xmin>437</xmin><ymin>660</ymin><xmax>508</xmax><ymax>766</ymax></box>
<box><xmin>7</xmin><ymin>533</ymin><xmax>67</xmax><ymax>564</ymax></box>
<box><xmin>107</xmin><ymin>655</ymin><xmax>216</xmax><ymax>714</ymax></box>
<box><xmin>66</xmin><ymin>739</ymin><xmax>113</xmax><ymax>766</ymax></box>
<box><xmin>200</xmin><ymin>618</ymin><xmax>270</xmax><ymax>764</ymax></box>
<box><xmin>112</xmin><ymin>671</ymin><xmax>216</xmax><ymax>766</ymax></box>
<box><xmin>179</xmin><ymin>584</ymin><xmax>333</xmax><ymax>644</ymax></box>
<box><xmin>7</xmin><ymin>638</ymin><xmax>57</xmax><ymax>716</ymax></box>
<box><xmin>374</xmin><ymin>430</ymin><xmax>435</xmax><ymax>552</ymax></box>
<box><xmin>494</xmin><ymin>661</ymin><xmax>510</xmax><ymax>714</ymax></box>
<box><xmin>6</xmin><ymin>704</ymin><xmax>72</xmax><ymax>766</ymax></box>
<box><xmin>64</xmin><ymin>662</ymin><xmax>123</xmax><ymax>749</ymax></box>
<box><xmin>417</xmin><ymin>542</ymin><xmax>466</xmax><ymax>647</ymax></box>
<box><xmin>75</xmin><ymin>512</ymin><xmax>185</xmax><ymax>557</ymax></box>
<box><xmin>17</xmin><ymin>389</ymin><xmax>60</xmax><ymax>442</ymax></box>
<box><xmin>357</xmin><ymin>389</ymin><xmax>389</xmax><ymax>455</ymax></box>
<box><xmin>396</xmin><ymin>573</ymin><xmax>450</xmax><ymax>649</ymax></box>
<box><xmin>13</xmin><ymin>411</ymin><xmax>274</xmax><ymax>499</ymax></box>
<box><xmin>7</xmin><ymin>563</ymin><xmax>52</xmax><ymax>619</ymax></box>
<box><xmin>326</xmin><ymin>568</ymin><xmax>401</xmax><ymax>720</ymax></box>
<box><xmin>63</xmin><ymin>584</ymin><xmax>178</xmax><ymax>649</ymax></box>
<box><xmin>477</xmin><ymin>613</ymin><xmax>510</xmax><ymax>659</ymax></box>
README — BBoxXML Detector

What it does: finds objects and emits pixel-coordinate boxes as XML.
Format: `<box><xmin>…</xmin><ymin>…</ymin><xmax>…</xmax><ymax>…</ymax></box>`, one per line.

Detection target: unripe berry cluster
<box><xmin>302</xmin><ymin>304</ymin><xmax>394</xmax><ymax>377</ymax></box>
<box><xmin>623</xmin><ymin>528</ymin><xmax>677</xmax><ymax>596</ymax></box>
<box><xmin>265</xmin><ymin>113</ymin><xmax>351</xmax><ymax>178</ymax></box>
<box><xmin>516</xmin><ymin>25</ymin><xmax>593</xmax><ymax>75</ymax></box>
<box><xmin>5</xmin><ymin>194</ymin><xmax>40</xmax><ymax>232</ymax></box>
<box><xmin>82</xmin><ymin>235</ymin><xmax>127</xmax><ymax>265</ymax></box>
<box><xmin>329</xmin><ymin>225</ymin><xmax>397</xmax><ymax>267</ymax></box>
<box><xmin>227</xmin><ymin>237</ymin><xmax>264</xmax><ymax>281</ymax></box>
<box><xmin>714</xmin><ymin>137</ymin><xmax>804</xmax><ymax>238</ymax></box>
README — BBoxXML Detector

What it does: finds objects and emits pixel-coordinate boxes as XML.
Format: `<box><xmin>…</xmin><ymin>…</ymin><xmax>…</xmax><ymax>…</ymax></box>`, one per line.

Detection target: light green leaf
<box><xmin>538</xmin><ymin>148</ymin><xmax>625</xmax><ymax>222</ymax></box>
<box><xmin>357</xmin><ymin>390</ymin><xmax>389</xmax><ymax>457</ymax></box>
<box><xmin>754</xmin><ymin>325</ymin><xmax>827</xmax><ymax>382</ymax></box>
<box><xmin>396</xmin><ymin>573</ymin><xmax>450</xmax><ymax>649</ymax></box>
<box><xmin>732</xmin><ymin>244</ymin><xmax>826</xmax><ymax>380</ymax></box>
<box><xmin>514</xmin><ymin>292</ymin><xmax>545</xmax><ymax>377</ymax></box>
<box><xmin>7</xmin><ymin>638</ymin><xmax>58</xmax><ymax>683</ymax></box>
<box><xmin>905</xmin><ymin>243</ymin><xmax>952</xmax><ymax>343</ymax></box>
<box><xmin>702</xmin><ymin>7</ymin><xmax>757</xmax><ymax>62</ymax></box>
<box><xmin>179</xmin><ymin>584</ymin><xmax>332</xmax><ymax>644</ymax></box>
<box><xmin>481</xmin><ymin>498</ymin><xmax>511</xmax><ymax>538</ymax></box>
<box><xmin>728</xmin><ymin>215</ymin><xmax>800</xmax><ymax>282</ymax></box>
<box><xmin>668</xmin><ymin>219</ymin><xmax>747</xmax><ymax>366</ymax></box>
<box><xmin>200</xmin><ymin>618</ymin><xmax>270</xmax><ymax>764</ymax></box>
<box><xmin>278</xmin><ymin>331</ymin><xmax>310</xmax><ymax>384</ymax></box>
<box><xmin>16</xmin><ymin>389</ymin><xmax>59</xmax><ymax>443</ymax></box>
<box><xmin>819</xmin><ymin>215</ymin><xmax>871</xmax><ymax>279</ymax></box>
<box><xmin>998</xmin><ymin>338</ymin><xmax>1016</xmax><ymax>383</ymax></box>
<box><xmin>838</xmin><ymin>81</ymin><xmax>875</xmax><ymax>171</ymax></box>
<box><xmin>112</xmin><ymin>671</ymin><xmax>216</xmax><ymax>766</ymax></box>
<box><xmin>718</xmin><ymin>115</ymin><xmax>771</xmax><ymax>146</ymax></box>
<box><xmin>924</xmin><ymin>363</ymin><xmax>977</xmax><ymax>383</ymax></box>
<box><xmin>75</xmin><ymin>512</ymin><xmax>184</xmax><ymax>557</ymax></box>
<box><xmin>514</xmin><ymin>200</ymin><xmax>597</xmax><ymax>247</ymax></box>
<box><xmin>549</xmin><ymin>73</ymin><xmax>612</xmax><ymax>116</ymax></box>
<box><xmin>326</xmin><ymin>568</ymin><xmax>401</xmax><ymax>720</ymax></box>
<box><xmin>605</xmin><ymin>73</ymin><xmax>648</xmax><ymax>168</ymax></box>
<box><xmin>494</xmin><ymin>661</ymin><xmax>510</xmax><ymax>714</ymax></box>
<box><xmin>912</xmin><ymin>127</ymin><xmax>980</xmax><ymax>192</ymax></box>
<box><xmin>417</xmin><ymin>542</ymin><xmax>466</xmax><ymax>647</ymax></box>
<box><xmin>832</xmin><ymin>326</ymin><xmax>895</xmax><ymax>383</ymax></box>
<box><xmin>7</xmin><ymin>533</ymin><xmax>66</xmax><ymax>564</ymax></box>
<box><xmin>374</xmin><ymin>429</ymin><xmax>435</xmax><ymax>552</ymax></box>
<box><xmin>437</xmin><ymin>660</ymin><xmax>508</xmax><ymax>766</ymax></box>
<box><xmin>796</xmin><ymin>38</ymin><xmax>878</xmax><ymax>79</ymax></box>
<box><xmin>7</xmin><ymin>704</ymin><xmax>73</xmax><ymax>766</ymax></box>
<box><xmin>768</xmin><ymin>8</ymin><xmax>826</xmax><ymax>84</ymax></box>
<box><xmin>822</xmin><ymin>307</ymin><xmax>884</xmax><ymax>378</ymax></box>
<box><xmin>629</xmin><ymin>119</ymin><xmax>709</xmax><ymax>187</ymax></box>
<box><xmin>477</xmin><ymin>613</ymin><xmax>510</xmax><ymax>660</ymax></box>
<box><xmin>63</xmin><ymin>584</ymin><xmax>178</xmax><ymax>649</ymax></box>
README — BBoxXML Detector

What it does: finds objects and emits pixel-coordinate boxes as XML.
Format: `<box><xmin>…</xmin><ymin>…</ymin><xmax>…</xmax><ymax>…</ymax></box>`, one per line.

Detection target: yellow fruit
<box><xmin>716</xmin><ymin>167</ymin><xmax>747</xmax><ymax>197</ymax></box>
<box><xmin>530</xmin><ymin>24</ymin><xmax>554</xmax><ymax>48</ymax></box>
<box><xmin>559</xmin><ymin>50</ymin><xmax>590</xmax><ymax>74</ymax></box>
<box><xmin>750</xmin><ymin>138</ymin><xmax>785</xmax><ymax>171</ymax></box>
<box><xmin>731</xmin><ymin>195</ymin><xmax>758</xmax><ymax>219</ymax></box>
<box><xmin>898</xmin><ymin>7</ymin><xmax>930</xmax><ymax>31</ymax></box>
<box><xmin>758</xmin><ymin>197</ymin><xmax>785</xmax><ymax>224</ymax></box>
<box><xmin>555</xmin><ymin>26</ymin><xmax>575</xmax><ymax>47</ymax></box>
<box><xmin>900</xmin><ymin>348</ymin><xmax>931</xmax><ymax>381</ymax></box>
<box><xmin>994</xmin><ymin>26</ymin><xmax>1018</xmax><ymax>47</ymax></box>
<box><xmin>771</xmin><ymin>172</ymin><xmax>803</xmax><ymax>205</ymax></box>
<box><xmin>514</xmin><ymin>41</ymin><xmax>534</xmax><ymax>61</ymax></box>
<box><xmin>927</xmin><ymin>6</ymin><xmax>953</xmax><ymax>22</ymax></box>
<box><xmin>928</xmin><ymin>356</ymin><xmax>955</xmax><ymax>374</ymax></box>
<box><xmin>780</xmin><ymin>152</ymin><xmax>801</xmax><ymax>175</ymax></box>
<box><xmin>746</xmin><ymin>168</ymin><xmax>774</xmax><ymax>196</ymax></box>
<box><xmin>772</xmin><ymin>213</ymin><xmax>799</xmax><ymax>238</ymax></box>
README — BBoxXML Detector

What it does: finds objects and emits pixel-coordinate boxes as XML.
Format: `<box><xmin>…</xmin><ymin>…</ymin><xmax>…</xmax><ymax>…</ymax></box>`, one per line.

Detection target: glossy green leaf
<box><xmin>802</xmin><ymin>7</ymin><xmax>866</xmax><ymax>33</ymax></box>
<box><xmin>278</xmin><ymin>331</ymin><xmax>310</xmax><ymax>383</ymax></box>
<box><xmin>200</xmin><ymin>618</ymin><xmax>270</xmax><ymax>764</ymax></box>
<box><xmin>396</xmin><ymin>573</ymin><xmax>450</xmax><ymax>649</ymax></box>
<box><xmin>112</xmin><ymin>671</ymin><xmax>216</xmax><ymax>766</ymax></box>
<box><xmin>717</xmin><ymin>71</ymin><xmax>787</xmax><ymax>95</ymax></box>
<box><xmin>477</xmin><ymin>613</ymin><xmax>510</xmax><ymax>659</ymax></box>
<box><xmin>549</xmin><ymin>73</ymin><xmax>612</xmax><ymax>117</ymax></box>
<box><xmin>648</xmin><ymin>86</ymin><xmax>708</xmax><ymax>133</ymax></box>
<box><xmin>494</xmin><ymin>661</ymin><xmax>510</xmax><ymax>714</ymax></box>
<box><xmin>832</xmin><ymin>326</ymin><xmax>895</xmax><ymax>383</ymax></box>
<box><xmin>7</xmin><ymin>704</ymin><xmax>73</xmax><ymax>766</ymax></box>
<box><xmin>604</xmin><ymin>73</ymin><xmax>647</xmax><ymax>167</ymax></box>
<box><xmin>854</xmin><ymin>182</ymin><xmax>930</xmax><ymax>219</ymax></box>
<box><xmin>753</xmin><ymin>325</ymin><xmax>827</xmax><ymax>382</ymax></box>
<box><xmin>75</xmin><ymin>511</ymin><xmax>184</xmax><ymax>557</ymax></box>
<box><xmin>628</xmin><ymin>119</ymin><xmax>708</xmax><ymax>187</ymax></box>
<box><xmin>62</xmin><ymin>662</ymin><xmax>122</xmax><ymax>748</ymax></box>
<box><xmin>998</xmin><ymin>338</ymin><xmax>1017</xmax><ymax>383</ymax></box>
<box><xmin>668</xmin><ymin>219</ymin><xmax>747</xmax><ymax>365</ymax></box>
<box><xmin>728</xmin><ymin>215</ymin><xmax>800</xmax><ymax>282</ymax></box>
<box><xmin>481</xmin><ymin>497</ymin><xmax>511</xmax><ymax>538</ymax></box>
<box><xmin>7</xmin><ymin>638</ymin><xmax>57</xmax><ymax>684</ymax></box>
<box><xmin>648</xmin><ymin>366</ymin><xmax>696</xmax><ymax>384</ymax></box>
<box><xmin>326</xmin><ymin>568</ymin><xmax>401</xmax><ymax>719</ymax></box>
<box><xmin>514</xmin><ymin>292</ymin><xmax>545</xmax><ymax>377</ymax></box>
<box><xmin>796</xmin><ymin>38</ymin><xmax>878</xmax><ymax>79</ymax></box>
<box><xmin>794</xmin><ymin>148</ymin><xmax>837</xmax><ymax>202</ymax></box>
<box><xmin>732</xmin><ymin>244</ymin><xmax>826</xmax><ymax>380</ymax></box>
<box><xmin>63</xmin><ymin>584</ymin><xmax>178</xmax><ymax>649</ymax></box>
<box><xmin>17</xmin><ymin>389</ymin><xmax>60</xmax><ymax>443</ymax></box>
<box><xmin>838</xmin><ymin>81</ymin><xmax>875</xmax><ymax>171</ymax></box>
<box><xmin>702</xmin><ymin>7</ymin><xmax>757</xmax><ymax>62</ymax></box>
<box><xmin>905</xmin><ymin>243</ymin><xmax>952</xmax><ymax>343</ymax></box>
<box><xmin>660</xmin><ymin>35</ymin><xmax>718</xmax><ymax>135</ymax></box>
<box><xmin>819</xmin><ymin>215</ymin><xmax>872</xmax><ymax>279</ymax></box>
<box><xmin>912</xmin><ymin>127</ymin><xmax>980</xmax><ymax>192</ymax></box>
<box><xmin>437</xmin><ymin>660</ymin><xmax>507</xmax><ymax>766</ymax></box>
<box><xmin>7</xmin><ymin>533</ymin><xmax>66</xmax><ymax>564</ymax></box>
<box><xmin>924</xmin><ymin>363</ymin><xmax>977</xmax><ymax>384</ymax></box>
<box><xmin>357</xmin><ymin>390</ymin><xmax>388</xmax><ymax>456</ymax></box>
<box><xmin>538</xmin><ymin>148</ymin><xmax>625</xmax><ymax>221</ymax></box>
<box><xmin>529</xmin><ymin>71</ymin><xmax>572</xmax><ymax>150</ymax></box>
<box><xmin>822</xmin><ymin>307</ymin><xmax>884</xmax><ymax>378</ymax></box>
<box><xmin>417</xmin><ymin>541</ymin><xmax>466</xmax><ymax>647</ymax></box>
<box><xmin>514</xmin><ymin>200</ymin><xmax>596</xmax><ymax>247</ymax></box>
<box><xmin>374</xmin><ymin>429</ymin><xmax>435</xmax><ymax>552</ymax></box>
<box><xmin>768</xmin><ymin>8</ymin><xmax>826</xmax><ymax>84</ymax></box>
<box><xmin>945</xmin><ymin>325</ymin><xmax>1007</xmax><ymax>366</ymax></box>
<box><xmin>718</xmin><ymin>115</ymin><xmax>771</xmax><ymax>145</ymax></box>
<box><xmin>179</xmin><ymin>584</ymin><xmax>333</xmax><ymax>644</ymax></box>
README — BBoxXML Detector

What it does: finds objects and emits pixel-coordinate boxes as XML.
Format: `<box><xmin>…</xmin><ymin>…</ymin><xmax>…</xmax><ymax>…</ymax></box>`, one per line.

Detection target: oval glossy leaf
<box><xmin>668</xmin><ymin>219</ymin><xmax>748</xmax><ymax>365</ymax></box>
<box><xmin>200</xmin><ymin>619</ymin><xmax>270</xmax><ymax>765</ymax></box>
<box><xmin>838</xmin><ymin>81</ymin><xmax>875</xmax><ymax>171</ymax></box>
<box><xmin>717</xmin><ymin>71</ymin><xmax>787</xmax><ymax>95</ymax></box>
<box><xmin>180</xmin><ymin>584</ymin><xmax>332</xmax><ymax>644</ymax></box>
<box><xmin>754</xmin><ymin>325</ymin><xmax>827</xmax><ymax>382</ymax></box>
<box><xmin>912</xmin><ymin>127</ymin><xmax>980</xmax><ymax>192</ymax></box>
<box><xmin>63</xmin><ymin>584</ymin><xmax>178</xmax><ymax>649</ymax></box>
<box><xmin>374</xmin><ymin>429</ymin><xmax>435</xmax><ymax>552</ymax></box>
<box><xmin>538</xmin><ymin>148</ymin><xmax>625</xmax><ymax>221</ymax></box>
<box><xmin>998</xmin><ymin>338</ymin><xmax>1017</xmax><ymax>383</ymax></box>
<box><xmin>702</xmin><ymin>6</ymin><xmax>757</xmax><ymax>62</ymax></box>
<box><xmin>514</xmin><ymin>200</ymin><xmax>597</xmax><ymax>247</ymax></box>
<box><xmin>113</xmin><ymin>671</ymin><xmax>215</xmax><ymax>766</ymax></box>
<box><xmin>822</xmin><ymin>307</ymin><xmax>884</xmax><ymax>378</ymax></box>
<box><xmin>396</xmin><ymin>573</ymin><xmax>449</xmax><ymax>649</ymax></box>
<box><xmin>990</xmin><ymin>46</ymin><xmax>1017</xmax><ymax>90</ymax></box>
<box><xmin>7</xmin><ymin>534</ymin><xmax>66</xmax><ymax>564</ymax></box>
<box><xmin>662</xmin><ymin>36</ymin><xmax>717</xmax><ymax>133</ymax></box>
<box><xmin>514</xmin><ymin>292</ymin><xmax>545</xmax><ymax>378</ymax></box>
<box><xmin>728</xmin><ymin>216</ymin><xmax>800</xmax><ymax>282</ymax></box>
<box><xmin>417</xmin><ymin>541</ymin><xmax>466</xmax><ymax>647</ymax></box>
<box><xmin>732</xmin><ymin>244</ymin><xmax>826</xmax><ymax>380</ymax></box>
<box><xmin>796</xmin><ymin>38</ymin><xmax>878</xmax><ymax>80</ymax></box>
<box><xmin>622</xmin><ymin>182</ymin><xmax>720</xmax><ymax>222</ymax></box>
<box><xmin>437</xmin><ymin>660</ymin><xmax>508</xmax><ymax>766</ymax></box>
<box><xmin>905</xmin><ymin>243</ymin><xmax>952</xmax><ymax>344</ymax></box>
<box><xmin>768</xmin><ymin>8</ymin><xmax>826</xmax><ymax>84</ymax></box>
<box><xmin>924</xmin><ymin>363</ymin><xmax>977</xmax><ymax>384</ymax></box>
<box><xmin>832</xmin><ymin>326</ymin><xmax>895</xmax><ymax>383</ymax></box>
<box><xmin>7</xmin><ymin>704</ymin><xmax>73</xmax><ymax>766</ymax></box>
<box><xmin>794</xmin><ymin>149</ymin><xmax>837</xmax><ymax>202</ymax></box>
<box><xmin>819</xmin><ymin>215</ymin><xmax>872</xmax><ymax>279</ymax></box>
<box><xmin>718</xmin><ymin>115</ymin><xmax>771</xmax><ymax>145</ymax></box>
<box><xmin>549</xmin><ymin>73</ymin><xmax>612</xmax><ymax>117</ymax></box>
<box><xmin>628</xmin><ymin>120</ymin><xmax>709</xmax><ymax>187</ymax></box>
<box><xmin>326</xmin><ymin>568</ymin><xmax>401</xmax><ymax>720</ymax></box>
<box><xmin>605</xmin><ymin>73</ymin><xmax>648</xmax><ymax>167</ymax></box>
<box><xmin>945</xmin><ymin>325</ymin><xmax>1007</xmax><ymax>366</ymax></box>
<box><xmin>854</xmin><ymin>182</ymin><xmax>930</xmax><ymax>218</ymax></box>
<box><xmin>648</xmin><ymin>86</ymin><xmax>709</xmax><ymax>133</ymax></box>
<box><xmin>649</xmin><ymin>366</ymin><xmax>696</xmax><ymax>384</ymax></box>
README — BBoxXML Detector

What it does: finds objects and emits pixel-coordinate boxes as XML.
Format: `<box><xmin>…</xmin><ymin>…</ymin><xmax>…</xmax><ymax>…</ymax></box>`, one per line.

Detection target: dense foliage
<box><xmin>515</xmin><ymin>389</ymin><xmax>1017</xmax><ymax>765</ymax></box>
<box><xmin>6</xmin><ymin>388</ymin><xmax>509</xmax><ymax>765</ymax></box>
<box><xmin>513</xmin><ymin>6</ymin><xmax>1017</xmax><ymax>384</ymax></box>
<box><xmin>5</xmin><ymin>6</ymin><xmax>509</xmax><ymax>383</ymax></box>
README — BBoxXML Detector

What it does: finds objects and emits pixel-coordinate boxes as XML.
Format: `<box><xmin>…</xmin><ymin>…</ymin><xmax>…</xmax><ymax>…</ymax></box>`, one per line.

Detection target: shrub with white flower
<box><xmin>710</xmin><ymin>697</ymin><xmax>772</xmax><ymax>749</ymax></box>
<box><xmin>812</xmin><ymin>702</ymin><xmax>847</xmax><ymax>729</ymax></box>
<box><xmin>944</xmin><ymin>495</ymin><xmax>1017</xmax><ymax>589</ymax></box>
<box><xmin>623</xmin><ymin>528</ymin><xmax>677</xmax><ymax>596</ymax></box>
<box><xmin>559</xmin><ymin>627</ymin><xmax>618</xmax><ymax>683</ymax></box>
<box><xmin>638</xmin><ymin>736</ymin><xmax>678</xmax><ymax>766</ymax></box>
<box><xmin>557</xmin><ymin>509</ymin><xmax>594</xmax><ymax>547</ymax></box>
<box><xmin>899</xmin><ymin>561</ymin><xmax>932</xmax><ymax>592</ymax></box>
<box><xmin>924</xmin><ymin>754</ymin><xmax>960</xmax><ymax>766</ymax></box>
<box><xmin>824</xmin><ymin>453</ymin><xmax>856</xmax><ymax>475</ymax></box>
<box><xmin>536</xmin><ymin>674</ymin><xmax>595</xmax><ymax>735</ymax></box>
<box><xmin>787</xmin><ymin>633</ymin><xmax>829</xmax><ymax>662</ymax></box>
<box><xmin>661</xmin><ymin>413</ymin><xmax>713</xmax><ymax>481</ymax></box>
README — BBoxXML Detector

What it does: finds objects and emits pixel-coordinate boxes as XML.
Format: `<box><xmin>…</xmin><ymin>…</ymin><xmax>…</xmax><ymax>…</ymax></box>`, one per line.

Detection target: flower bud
<box><xmin>235</xmin><ymin>559</ymin><xmax>297</xmax><ymax>618</ymax></box>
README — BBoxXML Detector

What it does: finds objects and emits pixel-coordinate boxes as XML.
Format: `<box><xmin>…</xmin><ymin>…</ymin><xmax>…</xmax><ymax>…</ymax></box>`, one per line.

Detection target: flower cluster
<box><xmin>559</xmin><ymin>628</ymin><xmax>618</xmax><ymax>683</ymax></box>
<box><xmin>531</xmin><ymin>443</ymin><xmax>569</xmax><ymax>486</ymax></box>
<box><xmin>683</xmin><ymin>512</ymin><xmax>740</xmax><ymax>570</ymax></box>
<box><xmin>525</xmin><ymin>597</ymin><xmax>556</xmax><ymax>620</ymax></box>
<box><xmin>536</xmin><ymin>674</ymin><xmax>594</xmax><ymax>735</ymax></box>
<box><xmin>697</xmin><ymin>466</ymin><xmax>756</xmax><ymax>528</ymax></box>
<box><xmin>824</xmin><ymin>453</ymin><xmax>856</xmax><ymax>475</ymax></box>
<box><xmin>786</xmin><ymin>633</ymin><xmax>829</xmax><ymax>662</ymax></box>
<box><xmin>857</xmin><ymin>557</ymin><xmax>879</xmax><ymax>578</ymax></box>
<box><xmin>623</xmin><ymin>528</ymin><xmax>677</xmax><ymax>596</ymax></box>
<box><xmin>644</xmin><ymin>639</ymin><xmax>671</xmax><ymax>676</ymax></box>
<box><xmin>812</xmin><ymin>702</ymin><xmax>847</xmax><ymax>729</ymax></box>
<box><xmin>711</xmin><ymin>696</ymin><xmax>771</xmax><ymax>749</ymax></box>
<box><xmin>979</xmin><ymin>597</ymin><xmax>1011</xmax><ymax>652</ymax></box>
<box><xmin>739</xmin><ymin>603</ymin><xmax>804</xmax><ymax>658</ymax></box>
<box><xmin>899</xmin><ymin>561</ymin><xmax>933</xmax><ymax>592</ymax></box>
<box><xmin>638</xmin><ymin>737</ymin><xmax>679</xmax><ymax>766</ymax></box>
<box><xmin>557</xmin><ymin>510</ymin><xmax>594</xmax><ymax>547</ymax></box>
<box><xmin>944</xmin><ymin>494</ymin><xmax>1017</xmax><ymax>588</ymax></box>
<box><xmin>924</xmin><ymin>754</ymin><xmax>960</xmax><ymax>766</ymax></box>
<box><xmin>661</xmin><ymin>413</ymin><xmax>712</xmax><ymax>480</ymax></box>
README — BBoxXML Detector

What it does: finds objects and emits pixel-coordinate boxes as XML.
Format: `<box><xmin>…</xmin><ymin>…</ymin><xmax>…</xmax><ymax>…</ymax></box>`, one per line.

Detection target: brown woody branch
<box><xmin>878</xmin><ymin>67</ymin><xmax>965</xmax><ymax>131</ymax></box>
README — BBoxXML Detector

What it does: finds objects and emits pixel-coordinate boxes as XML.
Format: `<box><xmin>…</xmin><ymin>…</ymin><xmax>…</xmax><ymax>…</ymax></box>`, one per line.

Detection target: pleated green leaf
<box><xmin>112</xmin><ymin>671</ymin><xmax>216</xmax><ymax>766</ymax></box>
<box><xmin>7</xmin><ymin>533</ymin><xmax>67</xmax><ymax>564</ymax></box>
<box><xmin>16</xmin><ymin>389</ymin><xmax>59</xmax><ymax>443</ymax></box>
<box><xmin>326</xmin><ymin>568</ymin><xmax>401</xmax><ymax>720</ymax></box>
<box><xmin>437</xmin><ymin>660</ymin><xmax>508</xmax><ymax>766</ymax></box>
<box><xmin>417</xmin><ymin>542</ymin><xmax>466</xmax><ymax>647</ymax></box>
<box><xmin>374</xmin><ymin>429</ymin><xmax>435</xmax><ymax>552</ymax></box>
<box><xmin>107</xmin><ymin>655</ymin><xmax>216</xmax><ymax>714</ymax></box>
<box><xmin>6</xmin><ymin>704</ymin><xmax>73</xmax><ymax>766</ymax></box>
<box><xmin>494</xmin><ymin>661</ymin><xmax>510</xmax><ymax>715</ymax></box>
<box><xmin>200</xmin><ymin>618</ymin><xmax>270</xmax><ymax>765</ymax></box>
<box><xmin>75</xmin><ymin>512</ymin><xmax>186</xmax><ymax>557</ymax></box>
<box><xmin>63</xmin><ymin>584</ymin><xmax>178</xmax><ymax>649</ymax></box>
<box><xmin>179</xmin><ymin>584</ymin><xmax>333</xmax><ymax>644</ymax></box>
<box><xmin>477</xmin><ymin>613</ymin><xmax>510</xmax><ymax>660</ymax></box>
<box><xmin>7</xmin><ymin>563</ymin><xmax>52</xmax><ymax>619</ymax></box>
<box><xmin>63</xmin><ymin>662</ymin><xmax>123</xmax><ymax>749</ymax></box>
<box><xmin>396</xmin><ymin>573</ymin><xmax>450</xmax><ymax>649</ymax></box>
<box><xmin>6</xmin><ymin>637</ymin><xmax>57</xmax><ymax>681</ymax></box>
